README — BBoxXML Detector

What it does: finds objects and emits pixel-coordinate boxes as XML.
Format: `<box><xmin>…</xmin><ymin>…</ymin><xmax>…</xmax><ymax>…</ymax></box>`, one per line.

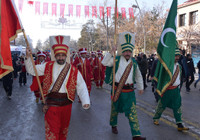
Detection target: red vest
<box><xmin>43</xmin><ymin>61</ymin><xmax>78</xmax><ymax>102</ymax></box>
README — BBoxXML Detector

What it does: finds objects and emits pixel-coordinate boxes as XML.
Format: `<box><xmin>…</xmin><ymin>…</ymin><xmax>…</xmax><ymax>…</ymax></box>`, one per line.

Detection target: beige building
<box><xmin>177</xmin><ymin>0</ymin><xmax>200</xmax><ymax>54</ymax></box>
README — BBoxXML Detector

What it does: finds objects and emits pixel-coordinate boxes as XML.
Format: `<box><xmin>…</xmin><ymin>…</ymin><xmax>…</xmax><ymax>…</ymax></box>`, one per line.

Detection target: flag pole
<box><xmin>112</xmin><ymin>0</ymin><xmax>118</xmax><ymax>99</ymax></box>
<box><xmin>22</xmin><ymin>29</ymin><xmax>45</xmax><ymax>104</ymax></box>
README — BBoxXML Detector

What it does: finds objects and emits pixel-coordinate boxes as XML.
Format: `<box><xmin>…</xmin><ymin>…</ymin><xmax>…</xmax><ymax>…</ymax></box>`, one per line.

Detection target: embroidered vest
<box><xmin>105</xmin><ymin>56</ymin><xmax>137</xmax><ymax>85</ymax></box>
<box><xmin>43</xmin><ymin>61</ymin><xmax>78</xmax><ymax>102</ymax></box>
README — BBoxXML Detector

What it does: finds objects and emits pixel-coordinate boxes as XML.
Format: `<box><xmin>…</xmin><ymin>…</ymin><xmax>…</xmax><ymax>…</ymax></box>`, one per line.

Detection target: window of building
<box><xmin>189</xmin><ymin>11</ymin><xmax>198</xmax><ymax>25</ymax></box>
<box><xmin>179</xmin><ymin>14</ymin><xmax>186</xmax><ymax>27</ymax></box>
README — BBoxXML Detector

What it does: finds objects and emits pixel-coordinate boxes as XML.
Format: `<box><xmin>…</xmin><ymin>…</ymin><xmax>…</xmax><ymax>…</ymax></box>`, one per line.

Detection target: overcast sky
<box><xmin>15</xmin><ymin>0</ymin><xmax>187</xmax><ymax>47</ymax></box>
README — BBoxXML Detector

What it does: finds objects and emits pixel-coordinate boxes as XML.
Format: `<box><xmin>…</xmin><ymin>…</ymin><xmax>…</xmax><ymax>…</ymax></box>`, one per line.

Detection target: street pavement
<box><xmin>0</xmin><ymin>75</ymin><xmax>200</xmax><ymax>140</ymax></box>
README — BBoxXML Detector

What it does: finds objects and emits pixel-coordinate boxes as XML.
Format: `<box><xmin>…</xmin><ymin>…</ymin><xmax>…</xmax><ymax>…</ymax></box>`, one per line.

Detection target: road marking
<box><xmin>137</xmin><ymin>105</ymin><xmax>200</xmax><ymax>140</ymax></box>
<box><xmin>137</xmin><ymin>99</ymin><xmax>200</xmax><ymax>129</ymax></box>
<box><xmin>103</xmin><ymin>88</ymin><xmax>200</xmax><ymax>139</ymax></box>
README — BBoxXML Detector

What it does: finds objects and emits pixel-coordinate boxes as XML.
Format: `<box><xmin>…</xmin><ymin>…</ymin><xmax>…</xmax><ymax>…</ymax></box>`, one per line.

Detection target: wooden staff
<box><xmin>112</xmin><ymin>0</ymin><xmax>118</xmax><ymax>99</ymax></box>
<box><xmin>22</xmin><ymin>29</ymin><xmax>45</xmax><ymax>104</ymax></box>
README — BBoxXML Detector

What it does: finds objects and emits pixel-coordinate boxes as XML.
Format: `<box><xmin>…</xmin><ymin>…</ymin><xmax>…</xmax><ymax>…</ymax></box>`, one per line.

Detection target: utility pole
<box><xmin>132</xmin><ymin>0</ymin><xmax>146</xmax><ymax>54</ymax></box>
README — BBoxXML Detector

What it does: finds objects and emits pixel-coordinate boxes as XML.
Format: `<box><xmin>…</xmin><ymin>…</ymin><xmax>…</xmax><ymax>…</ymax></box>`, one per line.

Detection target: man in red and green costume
<box><xmin>25</xmin><ymin>35</ymin><xmax>90</xmax><ymax>140</ymax></box>
<box><xmin>93</xmin><ymin>50</ymin><xmax>106</xmax><ymax>88</ymax></box>
<box><xmin>153</xmin><ymin>47</ymin><xmax>189</xmax><ymax>131</ymax></box>
<box><xmin>102</xmin><ymin>32</ymin><xmax>146</xmax><ymax>140</ymax></box>
<box><xmin>152</xmin><ymin>0</ymin><xmax>188</xmax><ymax>131</ymax></box>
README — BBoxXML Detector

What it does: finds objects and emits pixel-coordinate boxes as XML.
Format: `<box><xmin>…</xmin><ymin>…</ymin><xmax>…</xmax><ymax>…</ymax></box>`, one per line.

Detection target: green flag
<box><xmin>154</xmin><ymin>0</ymin><xmax>177</xmax><ymax>97</ymax></box>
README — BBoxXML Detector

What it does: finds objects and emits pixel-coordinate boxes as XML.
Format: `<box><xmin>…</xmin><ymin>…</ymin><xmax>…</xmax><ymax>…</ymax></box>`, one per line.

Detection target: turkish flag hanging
<box><xmin>99</xmin><ymin>6</ymin><xmax>104</xmax><ymax>19</ymax></box>
<box><xmin>27</xmin><ymin>1</ymin><xmax>34</xmax><ymax>6</ymax></box>
<box><xmin>85</xmin><ymin>5</ymin><xmax>89</xmax><ymax>18</ymax></box>
<box><xmin>60</xmin><ymin>4</ymin><xmax>65</xmax><ymax>17</ymax></box>
<box><xmin>52</xmin><ymin>3</ymin><xmax>57</xmax><ymax>16</ymax></box>
<box><xmin>107</xmin><ymin>7</ymin><xmax>111</xmax><ymax>18</ymax></box>
<box><xmin>121</xmin><ymin>7</ymin><xmax>126</xmax><ymax>19</ymax></box>
<box><xmin>129</xmin><ymin>8</ymin><xmax>134</xmax><ymax>19</ymax></box>
<box><xmin>43</xmin><ymin>2</ymin><xmax>48</xmax><ymax>15</ymax></box>
<box><xmin>92</xmin><ymin>6</ymin><xmax>97</xmax><ymax>18</ymax></box>
<box><xmin>76</xmin><ymin>5</ymin><xmax>81</xmax><ymax>17</ymax></box>
<box><xmin>68</xmin><ymin>4</ymin><xmax>73</xmax><ymax>16</ymax></box>
<box><xmin>18</xmin><ymin>0</ymin><xmax>24</xmax><ymax>12</ymax></box>
<box><xmin>35</xmin><ymin>1</ymin><xmax>40</xmax><ymax>14</ymax></box>
<box><xmin>0</xmin><ymin>0</ymin><xmax>23</xmax><ymax>78</ymax></box>
<box><xmin>114</xmin><ymin>7</ymin><xmax>119</xmax><ymax>19</ymax></box>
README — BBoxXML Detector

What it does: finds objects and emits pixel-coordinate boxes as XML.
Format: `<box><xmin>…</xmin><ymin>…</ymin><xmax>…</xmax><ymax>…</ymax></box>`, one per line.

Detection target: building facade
<box><xmin>177</xmin><ymin>0</ymin><xmax>200</xmax><ymax>66</ymax></box>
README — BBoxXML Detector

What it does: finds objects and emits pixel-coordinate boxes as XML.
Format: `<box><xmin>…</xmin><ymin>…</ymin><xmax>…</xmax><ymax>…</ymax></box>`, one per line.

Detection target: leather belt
<box><xmin>167</xmin><ymin>86</ymin><xmax>178</xmax><ymax>90</ymax></box>
<box><xmin>46</xmin><ymin>92</ymin><xmax>72</xmax><ymax>106</ymax></box>
<box><xmin>115</xmin><ymin>82</ymin><xmax>134</xmax><ymax>89</ymax></box>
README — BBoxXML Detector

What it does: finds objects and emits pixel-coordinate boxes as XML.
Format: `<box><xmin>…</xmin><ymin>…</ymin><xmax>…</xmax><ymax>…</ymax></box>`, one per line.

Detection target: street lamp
<box><xmin>132</xmin><ymin>0</ymin><xmax>146</xmax><ymax>54</ymax></box>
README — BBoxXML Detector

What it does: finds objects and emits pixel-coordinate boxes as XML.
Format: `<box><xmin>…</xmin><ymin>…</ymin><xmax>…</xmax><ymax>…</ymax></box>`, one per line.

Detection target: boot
<box><xmin>111</xmin><ymin>126</ymin><xmax>118</xmax><ymax>134</ymax></box>
<box><xmin>177</xmin><ymin>123</ymin><xmax>189</xmax><ymax>131</ymax></box>
<box><xmin>36</xmin><ymin>98</ymin><xmax>39</xmax><ymax>103</ymax></box>
<box><xmin>153</xmin><ymin>120</ymin><xmax>159</xmax><ymax>125</ymax></box>
<box><xmin>132</xmin><ymin>136</ymin><xmax>146</xmax><ymax>140</ymax></box>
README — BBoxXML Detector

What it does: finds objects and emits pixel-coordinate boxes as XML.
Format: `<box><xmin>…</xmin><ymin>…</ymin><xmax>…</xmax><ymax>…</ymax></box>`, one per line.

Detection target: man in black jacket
<box><xmin>186</xmin><ymin>54</ymin><xmax>195</xmax><ymax>92</ymax></box>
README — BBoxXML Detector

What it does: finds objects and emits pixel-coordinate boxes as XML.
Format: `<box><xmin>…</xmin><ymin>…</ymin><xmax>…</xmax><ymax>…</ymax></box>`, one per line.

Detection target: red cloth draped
<box><xmin>107</xmin><ymin>7</ymin><xmax>111</xmax><ymax>18</ymax></box>
<box><xmin>121</xmin><ymin>7</ymin><xmax>126</xmax><ymax>19</ymax></box>
<box><xmin>35</xmin><ymin>1</ymin><xmax>40</xmax><ymax>14</ymax></box>
<box><xmin>52</xmin><ymin>3</ymin><xmax>57</xmax><ymax>16</ymax></box>
<box><xmin>99</xmin><ymin>6</ymin><xmax>104</xmax><ymax>18</ymax></box>
<box><xmin>92</xmin><ymin>6</ymin><xmax>97</xmax><ymax>18</ymax></box>
<box><xmin>85</xmin><ymin>5</ymin><xmax>89</xmax><ymax>17</ymax></box>
<box><xmin>68</xmin><ymin>4</ymin><xmax>73</xmax><ymax>16</ymax></box>
<box><xmin>129</xmin><ymin>8</ymin><xmax>134</xmax><ymax>19</ymax></box>
<box><xmin>43</xmin><ymin>2</ymin><xmax>48</xmax><ymax>15</ymax></box>
<box><xmin>76</xmin><ymin>5</ymin><xmax>81</xmax><ymax>17</ymax></box>
<box><xmin>60</xmin><ymin>4</ymin><xmax>65</xmax><ymax>17</ymax></box>
<box><xmin>0</xmin><ymin>0</ymin><xmax>22</xmax><ymax>78</ymax></box>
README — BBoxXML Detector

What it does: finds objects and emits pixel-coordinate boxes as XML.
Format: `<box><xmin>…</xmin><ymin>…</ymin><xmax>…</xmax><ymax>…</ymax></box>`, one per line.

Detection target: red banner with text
<box><xmin>35</xmin><ymin>1</ymin><xmax>40</xmax><ymax>14</ymax></box>
<box><xmin>76</xmin><ymin>5</ymin><xmax>81</xmax><ymax>17</ymax></box>
<box><xmin>52</xmin><ymin>3</ymin><xmax>57</xmax><ymax>16</ymax></box>
<box><xmin>43</xmin><ymin>2</ymin><xmax>48</xmax><ymax>15</ymax></box>
<box><xmin>68</xmin><ymin>4</ymin><xmax>73</xmax><ymax>16</ymax></box>
<box><xmin>60</xmin><ymin>4</ymin><xmax>65</xmax><ymax>17</ymax></box>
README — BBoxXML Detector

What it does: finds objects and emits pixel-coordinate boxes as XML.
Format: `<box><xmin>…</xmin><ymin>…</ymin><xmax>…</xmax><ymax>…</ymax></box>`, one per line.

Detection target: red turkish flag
<box><xmin>76</xmin><ymin>5</ymin><xmax>81</xmax><ymax>17</ymax></box>
<box><xmin>121</xmin><ymin>7</ymin><xmax>126</xmax><ymax>19</ymax></box>
<box><xmin>85</xmin><ymin>5</ymin><xmax>89</xmax><ymax>17</ymax></box>
<box><xmin>107</xmin><ymin>7</ymin><xmax>111</xmax><ymax>18</ymax></box>
<box><xmin>27</xmin><ymin>1</ymin><xmax>34</xmax><ymax>6</ymax></box>
<box><xmin>43</xmin><ymin>2</ymin><xmax>48</xmax><ymax>15</ymax></box>
<box><xmin>99</xmin><ymin>6</ymin><xmax>104</xmax><ymax>18</ymax></box>
<box><xmin>92</xmin><ymin>6</ymin><xmax>97</xmax><ymax>18</ymax></box>
<box><xmin>114</xmin><ymin>7</ymin><xmax>119</xmax><ymax>19</ymax></box>
<box><xmin>68</xmin><ymin>4</ymin><xmax>73</xmax><ymax>16</ymax></box>
<box><xmin>35</xmin><ymin>1</ymin><xmax>40</xmax><ymax>14</ymax></box>
<box><xmin>129</xmin><ymin>8</ymin><xmax>134</xmax><ymax>19</ymax></box>
<box><xmin>60</xmin><ymin>4</ymin><xmax>65</xmax><ymax>17</ymax></box>
<box><xmin>0</xmin><ymin>0</ymin><xmax>23</xmax><ymax>78</ymax></box>
<box><xmin>18</xmin><ymin>0</ymin><xmax>24</xmax><ymax>12</ymax></box>
<box><xmin>52</xmin><ymin>3</ymin><xmax>57</xmax><ymax>16</ymax></box>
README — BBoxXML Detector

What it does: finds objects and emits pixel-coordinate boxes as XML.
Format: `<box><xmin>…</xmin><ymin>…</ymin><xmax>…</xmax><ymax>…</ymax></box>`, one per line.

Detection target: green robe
<box><xmin>105</xmin><ymin>56</ymin><xmax>141</xmax><ymax>136</ymax></box>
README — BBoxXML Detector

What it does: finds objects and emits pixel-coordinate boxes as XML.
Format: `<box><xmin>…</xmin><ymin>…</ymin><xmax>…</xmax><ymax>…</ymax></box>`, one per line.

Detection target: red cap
<box><xmin>79</xmin><ymin>48</ymin><xmax>87</xmax><ymax>54</ymax></box>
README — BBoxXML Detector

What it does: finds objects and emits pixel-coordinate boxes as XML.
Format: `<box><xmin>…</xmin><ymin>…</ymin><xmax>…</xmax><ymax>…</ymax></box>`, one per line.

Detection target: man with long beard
<box><xmin>25</xmin><ymin>35</ymin><xmax>90</xmax><ymax>140</ymax></box>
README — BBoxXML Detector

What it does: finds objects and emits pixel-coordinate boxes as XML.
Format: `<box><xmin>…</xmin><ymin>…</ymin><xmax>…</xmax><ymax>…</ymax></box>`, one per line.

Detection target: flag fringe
<box><xmin>9</xmin><ymin>29</ymin><xmax>22</xmax><ymax>41</ymax></box>
<box><xmin>156</xmin><ymin>53</ymin><xmax>173</xmax><ymax>96</ymax></box>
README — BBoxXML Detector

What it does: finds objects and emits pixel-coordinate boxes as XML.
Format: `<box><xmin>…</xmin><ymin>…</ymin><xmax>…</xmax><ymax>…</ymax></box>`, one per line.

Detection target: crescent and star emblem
<box><xmin>160</xmin><ymin>17</ymin><xmax>177</xmax><ymax>48</ymax></box>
